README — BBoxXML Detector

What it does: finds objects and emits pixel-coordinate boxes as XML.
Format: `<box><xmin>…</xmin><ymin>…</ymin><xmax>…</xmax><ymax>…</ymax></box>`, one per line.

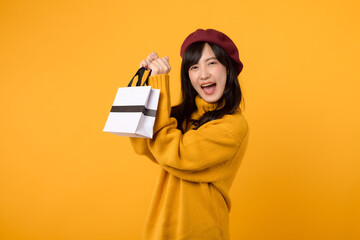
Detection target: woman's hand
<box><xmin>139</xmin><ymin>52</ymin><xmax>171</xmax><ymax>76</ymax></box>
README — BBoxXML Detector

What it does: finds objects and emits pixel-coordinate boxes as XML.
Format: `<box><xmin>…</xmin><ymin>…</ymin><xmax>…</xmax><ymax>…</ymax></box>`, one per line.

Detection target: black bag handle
<box><xmin>141</xmin><ymin>69</ymin><xmax>152</xmax><ymax>86</ymax></box>
<box><xmin>127</xmin><ymin>67</ymin><xmax>152</xmax><ymax>87</ymax></box>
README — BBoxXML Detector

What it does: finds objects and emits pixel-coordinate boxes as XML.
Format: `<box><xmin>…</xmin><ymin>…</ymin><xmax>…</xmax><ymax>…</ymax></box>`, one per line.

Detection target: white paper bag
<box><xmin>103</xmin><ymin>68</ymin><xmax>160</xmax><ymax>138</ymax></box>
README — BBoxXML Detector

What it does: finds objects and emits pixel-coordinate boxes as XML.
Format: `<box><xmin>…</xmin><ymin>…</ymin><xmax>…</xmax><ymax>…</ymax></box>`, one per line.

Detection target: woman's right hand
<box><xmin>139</xmin><ymin>52</ymin><xmax>171</xmax><ymax>76</ymax></box>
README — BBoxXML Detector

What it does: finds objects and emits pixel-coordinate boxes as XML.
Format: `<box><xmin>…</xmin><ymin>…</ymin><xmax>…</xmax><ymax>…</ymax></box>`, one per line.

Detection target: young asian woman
<box><xmin>130</xmin><ymin>28</ymin><xmax>249</xmax><ymax>240</ymax></box>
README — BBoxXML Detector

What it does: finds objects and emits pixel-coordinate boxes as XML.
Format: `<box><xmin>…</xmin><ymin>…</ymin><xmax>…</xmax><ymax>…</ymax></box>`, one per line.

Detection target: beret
<box><xmin>180</xmin><ymin>29</ymin><xmax>243</xmax><ymax>74</ymax></box>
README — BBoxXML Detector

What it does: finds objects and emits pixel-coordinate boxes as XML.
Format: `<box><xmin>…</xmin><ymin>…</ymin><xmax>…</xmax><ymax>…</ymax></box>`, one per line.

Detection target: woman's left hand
<box><xmin>139</xmin><ymin>52</ymin><xmax>171</xmax><ymax>76</ymax></box>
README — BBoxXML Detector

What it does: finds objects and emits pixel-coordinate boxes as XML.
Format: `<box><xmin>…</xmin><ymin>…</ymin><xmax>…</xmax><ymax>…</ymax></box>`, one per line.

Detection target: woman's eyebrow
<box><xmin>205</xmin><ymin>57</ymin><xmax>217</xmax><ymax>61</ymax></box>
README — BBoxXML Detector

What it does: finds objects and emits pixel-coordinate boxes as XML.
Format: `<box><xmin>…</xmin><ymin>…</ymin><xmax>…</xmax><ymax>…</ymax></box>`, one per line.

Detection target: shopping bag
<box><xmin>103</xmin><ymin>67</ymin><xmax>160</xmax><ymax>138</ymax></box>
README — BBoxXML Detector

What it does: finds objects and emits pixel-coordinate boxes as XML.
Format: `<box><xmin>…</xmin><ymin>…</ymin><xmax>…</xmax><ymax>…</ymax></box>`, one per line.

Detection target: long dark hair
<box><xmin>171</xmin><ymin>41</ymin><xmax>243</xmax><ymax>132</ymax></box>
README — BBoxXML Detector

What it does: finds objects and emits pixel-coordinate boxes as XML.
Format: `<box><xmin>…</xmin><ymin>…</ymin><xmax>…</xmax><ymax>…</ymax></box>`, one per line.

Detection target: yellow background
<box><xmin>1</xmin><ymin>0</ymin><xmax>359</xmax><ymax>239</ymax></box>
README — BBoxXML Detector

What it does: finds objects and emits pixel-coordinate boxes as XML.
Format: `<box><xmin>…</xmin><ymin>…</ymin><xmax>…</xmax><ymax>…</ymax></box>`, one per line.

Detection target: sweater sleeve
<box><xmin>129</xmin><ymin>73</ymin><xmax>170</xmax><ymax>164</ymax></box>
<box><xmin>130</xmin><ymin>74</ymin><xmax>248</xmax><ymax>182</ymax></box>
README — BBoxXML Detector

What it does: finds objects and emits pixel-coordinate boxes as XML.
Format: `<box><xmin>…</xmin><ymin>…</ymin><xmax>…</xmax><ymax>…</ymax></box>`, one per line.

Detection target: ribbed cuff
<box><xmin>148</xmin><ymin>74</ymin><xmax>170</xmax><ymax>90</ymax></box>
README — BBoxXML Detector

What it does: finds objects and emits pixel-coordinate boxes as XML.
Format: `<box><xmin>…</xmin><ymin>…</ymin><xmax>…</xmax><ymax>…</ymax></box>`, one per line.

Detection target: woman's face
<box><xmin>188</xmin><ymin>43</ymin><xmax>227</xmax><ymax>103</ymax></box>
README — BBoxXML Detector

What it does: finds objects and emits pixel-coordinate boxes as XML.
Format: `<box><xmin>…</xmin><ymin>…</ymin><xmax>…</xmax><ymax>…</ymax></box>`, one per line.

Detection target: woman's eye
<box><xmin>190</xmin><ymin>66</ymin><xmax>198</xmax><ymax>70</ymax></box>
<box><xmin>209</xmin><ymin>61</ymin><xmax>217</xmax><ymax>65</ymax></box>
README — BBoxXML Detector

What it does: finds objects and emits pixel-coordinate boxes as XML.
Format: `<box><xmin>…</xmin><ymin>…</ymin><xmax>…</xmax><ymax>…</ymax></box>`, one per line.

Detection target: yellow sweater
<box><xmin>130</xmin><ymin>73</ymin><xmax>249</xmax><ymax>240</ymax></box>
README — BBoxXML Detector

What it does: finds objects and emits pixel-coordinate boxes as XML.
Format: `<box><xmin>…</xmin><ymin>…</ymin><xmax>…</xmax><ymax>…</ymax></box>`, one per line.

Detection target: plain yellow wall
<box><xmin>1</xmin><ymin>0</ymin><xmax>359</xmax><ymax>239</ymax></box>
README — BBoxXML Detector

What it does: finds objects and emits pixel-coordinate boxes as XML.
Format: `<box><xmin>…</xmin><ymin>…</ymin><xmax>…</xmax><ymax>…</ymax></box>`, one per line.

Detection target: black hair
<box><xmin>170</xmin><ymin>41</ymin><xmax>243</xmax><ymax>132</ymax></box>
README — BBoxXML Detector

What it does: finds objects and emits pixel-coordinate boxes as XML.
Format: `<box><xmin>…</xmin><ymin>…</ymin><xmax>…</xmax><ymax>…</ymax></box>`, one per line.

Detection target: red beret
<box><xmin>180</xmin><ymin>29</ymin><xmax>243</xmax><ymax>75</ymax></box>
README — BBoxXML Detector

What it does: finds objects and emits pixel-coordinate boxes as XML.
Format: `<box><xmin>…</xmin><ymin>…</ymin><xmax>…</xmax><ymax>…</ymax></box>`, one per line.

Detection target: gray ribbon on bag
<box><xmin>110</xmin><ymin>67</ymin><xmax>156</xmax><ymax>117</ymax></box>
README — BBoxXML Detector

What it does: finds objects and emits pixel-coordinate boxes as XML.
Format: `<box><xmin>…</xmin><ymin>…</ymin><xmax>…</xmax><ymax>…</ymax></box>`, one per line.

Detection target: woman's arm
<box><xmin>129</xmin><ymin>73</ymin><xmax>171</xmax><ymax>162</ymax></box>
<box><xmin>129</xmin><ymin>53</ymin><xmax>171</xmax><ymax>163</ymax></box>
<box><xmin>131</xmin><ymin>73</ymin><xmax>248</xmax><ymax>182</ymax></box>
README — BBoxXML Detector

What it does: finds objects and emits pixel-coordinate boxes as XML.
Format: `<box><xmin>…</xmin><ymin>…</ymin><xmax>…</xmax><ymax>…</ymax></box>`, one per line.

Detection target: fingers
<box><xmin>154</xmin><ymin>57</ymin><xmax>171</xmax><ymax>71</ymax></box>
<box><xmin>139</xmin><ymin>52</ymin><xmax>170</xmax><ymax>76</ymax></box>
<box><xmin>149</xmin><ymin>52</ymin><xmax>158</xmax><ymax>60</ymax></box>
<box><xmin>162</xmin><ymin>56</ymin><xmax>171</xmax><ymax>70</ymax></box>
<box><xmin>139</xmin><ymin>52</ymin><xmax>159</xmax><ymax>70</ymax></box>
<box><xmin>149</xmin><ymin>56</ymin><xmax>171</xmax><ymax>76</ymax></box>
<box><xmin>139</xmin><ymin>60</ymin><xmax>148</xmax><ymax>68</ymax></box>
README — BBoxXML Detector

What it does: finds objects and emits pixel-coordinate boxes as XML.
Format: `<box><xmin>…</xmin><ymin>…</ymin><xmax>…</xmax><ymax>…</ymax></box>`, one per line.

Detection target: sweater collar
<box><xmin>195</xmin><ymin>95</ymin><xmax>224</xmax><ymax>116</ymax></box>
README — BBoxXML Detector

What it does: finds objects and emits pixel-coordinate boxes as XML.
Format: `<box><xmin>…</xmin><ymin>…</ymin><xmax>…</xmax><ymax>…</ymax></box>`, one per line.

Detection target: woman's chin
<box><xmin>199</xmin><ymin>92</ymin><xmax>221</xmax><ymax>103</ymax></box>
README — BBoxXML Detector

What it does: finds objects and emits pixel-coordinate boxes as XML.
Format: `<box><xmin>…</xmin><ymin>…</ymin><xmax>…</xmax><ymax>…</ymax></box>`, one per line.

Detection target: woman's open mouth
<box><xmin>201</xmin><ymin>82</ymin><xmax>216</xmax><ymax>95</ymax></box>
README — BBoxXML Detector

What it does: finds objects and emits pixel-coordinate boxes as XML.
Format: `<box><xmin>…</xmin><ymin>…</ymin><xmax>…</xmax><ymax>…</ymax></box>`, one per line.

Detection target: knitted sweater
<box><xmin>130</xmin><ymin>73</ymin><xmax>249</xmax><ymax>240</ymax></box>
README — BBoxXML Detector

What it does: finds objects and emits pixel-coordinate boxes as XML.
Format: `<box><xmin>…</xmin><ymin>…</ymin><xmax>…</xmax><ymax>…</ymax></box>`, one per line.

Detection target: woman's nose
<box><xmin>200</xmin><ymin>67</ymin><xmax>210</xmax><ymax>80</ymax></box>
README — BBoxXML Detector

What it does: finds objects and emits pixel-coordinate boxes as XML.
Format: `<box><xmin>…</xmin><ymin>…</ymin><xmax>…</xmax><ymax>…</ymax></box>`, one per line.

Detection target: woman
<box><xmin>130</xmin><ymin>28</ymin><xmax>249</xmax><ymax>240</ymax></box>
